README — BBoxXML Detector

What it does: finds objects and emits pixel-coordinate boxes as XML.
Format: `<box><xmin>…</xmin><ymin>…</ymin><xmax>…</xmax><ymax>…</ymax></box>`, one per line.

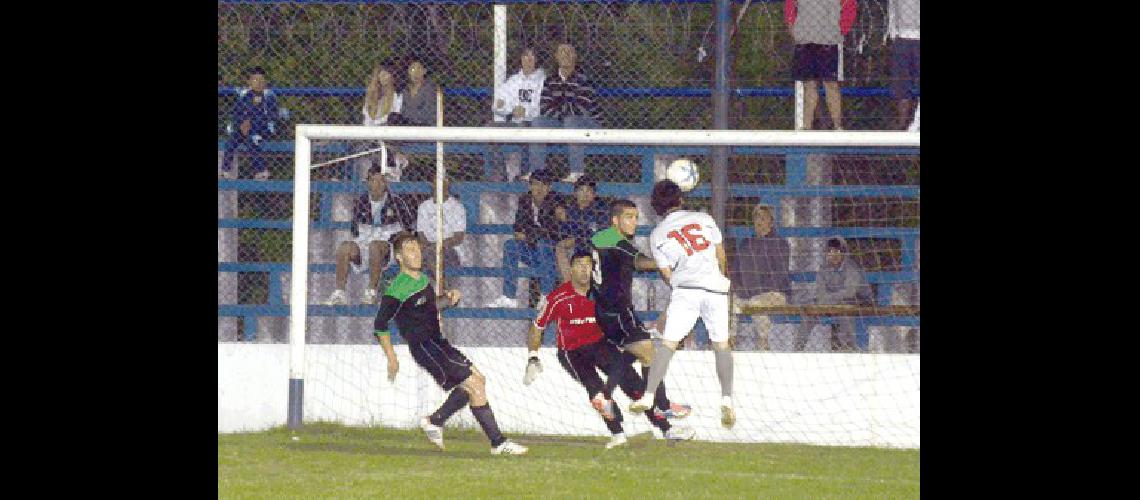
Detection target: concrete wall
<box><xmin>219</xmin><ymin>343</ymin><xmax>920</xmax><ymax>448</ymax></box>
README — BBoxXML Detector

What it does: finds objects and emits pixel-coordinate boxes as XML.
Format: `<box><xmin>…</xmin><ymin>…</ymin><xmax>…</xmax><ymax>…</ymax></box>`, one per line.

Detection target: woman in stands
<box><xmin>356</xmin><ymin>62</ymin><xmax>407</xmax><ymax>181</ymax></box>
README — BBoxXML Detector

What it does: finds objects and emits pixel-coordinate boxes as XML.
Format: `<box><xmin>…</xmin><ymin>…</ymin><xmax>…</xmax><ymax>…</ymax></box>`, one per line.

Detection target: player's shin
<box><xmin>429</xmin><ymin>388</ymin><xmax>471</xmax><ymax>427</ymax></box>
<box><xmin>470</xmin><ymin>403</ymin><xmax>506</xmax><ymax>447</ymax></box>
<box><xmin>713</xmin><ymin>347</ymin><xmax>734</xmax><ymax>398</ymax></box>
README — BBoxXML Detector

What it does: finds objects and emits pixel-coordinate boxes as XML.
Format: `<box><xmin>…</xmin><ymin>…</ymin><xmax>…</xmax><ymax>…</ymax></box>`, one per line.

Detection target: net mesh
<box><xmin>218</xmin><ymin>0</ymin><xmax>920</xmax><ymax>447</ymax></box>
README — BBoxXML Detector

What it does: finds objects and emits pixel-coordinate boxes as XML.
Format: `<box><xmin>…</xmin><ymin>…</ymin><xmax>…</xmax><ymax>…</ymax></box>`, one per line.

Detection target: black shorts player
<box><xmin>375</xmin><ymin>271</ymin><xmax>472</xmax><ymax>390</ymax></box>
<box><xmin>589</xmin><ymin>225</ymin><xmax>654</xmax><ymax>347</ymax></box>
<box><xmin>373</xmin><ymin>232</ymin><xmax>527</xmax><ymax>455</ymax></box>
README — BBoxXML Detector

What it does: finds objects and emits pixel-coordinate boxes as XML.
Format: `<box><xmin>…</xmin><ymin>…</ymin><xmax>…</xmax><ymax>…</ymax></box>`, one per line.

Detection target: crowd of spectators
<box><xmin>221</xmin><ymin>12</ymin><xmax>920</xmax><ymax>351</ymax></box>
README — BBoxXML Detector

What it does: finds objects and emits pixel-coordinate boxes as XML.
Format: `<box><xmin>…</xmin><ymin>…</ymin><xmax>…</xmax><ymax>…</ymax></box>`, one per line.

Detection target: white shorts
<box><xmin>662</xmin><ymin>287</ymin><xmax>731</xmax><ymax>343</ymax></box>
<box><xmin>343</xmin><ymin>224</ymin><xmax>401</xmax><ymax>274</ymax></box>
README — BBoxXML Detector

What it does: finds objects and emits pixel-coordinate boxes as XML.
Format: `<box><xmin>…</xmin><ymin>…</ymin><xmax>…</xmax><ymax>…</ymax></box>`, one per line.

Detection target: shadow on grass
<box><xmin>288</xmin><ymin>442</ymin><xmax>487</xmax><ymax>459</ymax></box>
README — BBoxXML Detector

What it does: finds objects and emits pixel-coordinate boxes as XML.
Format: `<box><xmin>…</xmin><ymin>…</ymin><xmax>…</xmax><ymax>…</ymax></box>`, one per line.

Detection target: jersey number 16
<box><xmin>667</xmin><ymin>223</ymin><xmax>710</xmax><ymax>256</ymax></box>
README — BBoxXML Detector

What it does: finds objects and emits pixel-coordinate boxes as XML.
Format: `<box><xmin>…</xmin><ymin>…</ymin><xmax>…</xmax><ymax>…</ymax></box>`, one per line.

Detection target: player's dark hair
<box><xmin>390</xmin><ymin>231</ymin><xmax>420</xmax><ymax>252</ymax></box>
<box><xmin>570</xmin><ymin>247</ymin><xmax>593</xmax><ymax>264</ymax></box>
<box><xmin>248</xmin><ymin>66</ymin><xmax>266</xmax><ymax>77</ymax></box>
<box><xmin>573</xmin><ymin>174</ymin><xmax>597</xmax><ymax>191</ymax></box>
<box><xmin>651</xmin><ymin>180</ymin><xmax>683</xmax><ymax>217</ymax></box>
<box><xmin>827</xmin><ymin>238</ymin><xmax>845</xmax><ymax>251</ymax></box>
<box><xmin>610</xmin><ymin>199</ymin><xmax>637</xmax><ymax>219</ymax></box>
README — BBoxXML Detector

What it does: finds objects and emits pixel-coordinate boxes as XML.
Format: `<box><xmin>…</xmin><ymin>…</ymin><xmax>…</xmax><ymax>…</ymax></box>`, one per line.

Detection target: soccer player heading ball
<box><xmin>630</xmin><ymin>180</ymin><xmax>737</xmax><ymax>429</ymax></box>
<box><xmin>372</xmin><ymin>231</ymin><xmax>528</xmax><ymax>455</ymax></box>
<box><xmin>525</xmin><ymin>247</ymin><xmax>695</xmax><ymax>447</ymax></box>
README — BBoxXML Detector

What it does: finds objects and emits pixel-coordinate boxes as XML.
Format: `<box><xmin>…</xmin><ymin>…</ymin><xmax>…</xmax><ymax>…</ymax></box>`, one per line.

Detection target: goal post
<box><xmin>288</xmin><ymin>125</ymin><xmax>919</xmax><ymax>447</ymax></box>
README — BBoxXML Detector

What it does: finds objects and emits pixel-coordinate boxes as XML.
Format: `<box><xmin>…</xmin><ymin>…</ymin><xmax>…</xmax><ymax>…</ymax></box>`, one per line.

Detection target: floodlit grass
<box><xmin>219</xmin><ymin>423</ymin><xmax>919</xmax><ymax>498</ymax></box>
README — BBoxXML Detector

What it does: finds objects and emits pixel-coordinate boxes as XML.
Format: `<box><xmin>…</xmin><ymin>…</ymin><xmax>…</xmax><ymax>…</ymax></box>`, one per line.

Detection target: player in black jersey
<box><xmin>374</xmin><ymin>231</ymin><xmax>528</xmax><ymax>455</ymax></box>
<box><xmin>589</xmin><ymin>199</ymin><xmax>693</xmax><ymax>423</ymax></box>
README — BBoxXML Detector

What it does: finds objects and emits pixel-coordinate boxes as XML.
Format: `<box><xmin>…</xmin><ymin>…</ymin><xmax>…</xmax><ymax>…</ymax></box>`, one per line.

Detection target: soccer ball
<box><xmin>666</xmin><ymin>158</ymin><xmax>700</xmax><ymax>192</ymax></box>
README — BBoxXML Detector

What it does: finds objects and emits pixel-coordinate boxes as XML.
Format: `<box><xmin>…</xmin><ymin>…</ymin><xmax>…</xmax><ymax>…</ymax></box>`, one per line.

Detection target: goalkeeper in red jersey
<box><xmin>524</xmin><ymin>248</ymin><xmax>695</xmax><ymax>447</ymax></box>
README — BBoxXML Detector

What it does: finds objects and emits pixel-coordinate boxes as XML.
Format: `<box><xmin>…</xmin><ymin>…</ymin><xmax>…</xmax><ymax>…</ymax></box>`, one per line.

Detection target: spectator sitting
<box><xmin>792</xmin><ymin>237</ymin><xmax>872</xmax><ymax>352</ymax></box>
<box><xmin>531</xmin><ymin>43</ymin><xmax>603</xmax><ymax>183</ymax></box>
<box><xmin>401</xmin><ymin>59</ymin><xmax>438</xmax><ymax>126</ymax></box>
<box><xmin>363</xmin><ymin>63</ymin><xmax>403</xmax><ymax>126</ymax></box>
<box><xmin>785</xmin><ymin>0</ymin><xmax>857</xmax><ymax>130</ymax></box>
<box><xmin>555</xmin><ymin>174</ymin><xmax>609</xmax><ymax>283</ymax></box>
<box><xmin>416</xmin><ymin>175</ymin><xmax>467</xmax><ymax>289</ymax></box>
<box><xmin>488</xmin><ymin>47</ymin><xmax>546</xmax><ymax>182</ymax></box>
<box><xmin>324</xmin><ymin>163</ymin><xmax>419</xmax><ymax>306</ymax></box>
<box><xmin>358</xmin><ymin>62</ymin><xmax>408</xmax><ymax>181</ymax></box>
<box><xmin>888</xmin><ymin>0</ymin><xmax>920</xmax><ymax>131</ymax></box>
<box><xmin>730</xmin><ymin>204</ymin><xmax>792</xmax><ymax>351</ymax></box>
<box><xmin>487</xmin><ymin>169</ymin><xmax>565</xmax><ymax>308</ymax></box>
<box><xmin>220</xmin><ymin>66</ymin><xmax>278</xmax><ymax>180</ymax></box>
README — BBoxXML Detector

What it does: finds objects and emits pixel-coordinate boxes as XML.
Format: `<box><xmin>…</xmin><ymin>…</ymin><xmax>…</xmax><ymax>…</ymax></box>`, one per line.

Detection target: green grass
<box><xmin>219</xmin><ymin>423</ymin><xmax>919</xmax><ymax>498</ymax></box>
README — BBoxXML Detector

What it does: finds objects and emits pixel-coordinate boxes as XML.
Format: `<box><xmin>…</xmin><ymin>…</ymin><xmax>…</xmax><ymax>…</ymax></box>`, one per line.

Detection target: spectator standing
<box><xmin>532</xmin><ymin>43</ymin><xmax>603</xmax><ymax>183</ymax></box>
<box><xmin>730</xmin><ymin>204</ymin><xmax>792</xmax><ymax>351</ymax></box>
<box><xmin>358</xmin><ymin>63</ymin><xmax>407</xmax><ymax>181</ymax></box>
<box><xmin>220</xmin><ymin>67</ymin><xmax>278</xmax><ymax>180</ymax></box>
<box><xmin>888</xmin><ymin>0</ymin><xmax>920</xmax><ymax>130</ymax></box>
<box><xmin>785</xmin><ymin>0</ymin><xmax>857</xmax><ymax>130</ymax></box>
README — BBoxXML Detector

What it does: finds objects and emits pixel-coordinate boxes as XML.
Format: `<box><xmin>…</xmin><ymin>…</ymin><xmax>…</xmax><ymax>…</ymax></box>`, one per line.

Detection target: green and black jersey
<box><xmin>589</xmin><ymin>226</ymin><xmax>649</xmax><ymax>311</ymax></box>
<box><xmin>373</xmin><ymin>272</ymin><xmax>441</xmax><ymax>344</ymax></box>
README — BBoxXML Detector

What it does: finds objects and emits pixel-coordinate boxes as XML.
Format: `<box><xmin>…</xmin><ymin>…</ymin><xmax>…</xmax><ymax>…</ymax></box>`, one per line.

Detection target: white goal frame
<box><xmin>288</xmin><ymin>125</ymin><xmax>920</xmax><ymax>431</ymax></box>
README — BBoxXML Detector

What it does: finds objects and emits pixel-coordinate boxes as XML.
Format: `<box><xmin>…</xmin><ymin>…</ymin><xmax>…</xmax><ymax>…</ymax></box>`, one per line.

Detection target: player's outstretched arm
<box><xmin>375</xmin><ymin>332</ymin><xmax>399</xmax><ymax>382</ymax></box>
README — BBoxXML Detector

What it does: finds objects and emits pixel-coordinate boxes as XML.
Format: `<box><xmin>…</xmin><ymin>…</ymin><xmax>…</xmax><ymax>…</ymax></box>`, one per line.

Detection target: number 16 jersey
<box><xmin>649</xmin><ymin>210</ymin><xmax>731</xmax><ymax>293</ymax></box>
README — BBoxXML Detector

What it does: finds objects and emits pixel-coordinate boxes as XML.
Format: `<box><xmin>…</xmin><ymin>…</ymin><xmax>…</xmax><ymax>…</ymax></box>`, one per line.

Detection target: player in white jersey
<box><xmin>629</xmin><ymin>180</ymin><xmax>736</xmax><ymax>428</ymax></box>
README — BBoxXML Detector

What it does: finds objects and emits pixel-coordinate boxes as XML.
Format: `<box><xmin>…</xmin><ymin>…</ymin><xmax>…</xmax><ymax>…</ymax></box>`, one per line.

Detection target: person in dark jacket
<box><xmin>555</xmin><ymin>175</ymin><xmax>609</xmax><ymax>283</ymax></box>
<box><xmin>220</xmin><ymin>67</ymin><xmax>278</xmax><ymax>180</ymax></box>
<box><xmin>324</xmin><ymin>163</ymin><xmax>419</xmax><ymax>305</ymax></box>
<box><xmin>488</xmin><ymin>169</ymin><xmax>565</xmax><ymax>308</ymax></box>
<box><xmin>731</xmin><ymin>204</ymin><xmax>792</xmax><ymax>350</ymax></box>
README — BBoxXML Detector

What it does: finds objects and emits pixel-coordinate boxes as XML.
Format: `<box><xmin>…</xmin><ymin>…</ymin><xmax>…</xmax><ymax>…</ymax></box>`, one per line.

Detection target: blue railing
<box><xmin>218</xmin><ymin>86</ymin><xmax>920</xmax><ymax>99</ymax></box>
<box><xmin>219</xmin><ymin>142</ymin><xmax>918</xmax><ymax>346</ymax></box>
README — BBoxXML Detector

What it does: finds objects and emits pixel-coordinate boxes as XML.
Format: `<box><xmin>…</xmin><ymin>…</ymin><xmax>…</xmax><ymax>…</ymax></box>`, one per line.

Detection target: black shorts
<box><xmin>792</xmin><ymin>43</ymin><xmax>839</xmax><ymax>81</ymax></box>
<box><xmin>409</xmin><ymin>337</ymin><xmax>473</xmax><ymax>391</ymax></box>
<box><xmin>890</xmin><ymin>38</ymin><xmax>920</xmax><ymax>99</ymax></box>
<box><xmin>596</xmin><ymin>306</ymin><xmax>652</xmax><ymax>348</ymax></box>
<box><xmin>558</xmin><ymin>341</ymin><xmax>647</xmax><ymax>401</ymax></box>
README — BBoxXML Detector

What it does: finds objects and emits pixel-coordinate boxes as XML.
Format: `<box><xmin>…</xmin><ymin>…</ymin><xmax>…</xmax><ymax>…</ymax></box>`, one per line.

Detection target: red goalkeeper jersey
<box><xmin>534</xmin><ymin>282</ymin><xmax>604</xmax><ymax>351</ymax></box>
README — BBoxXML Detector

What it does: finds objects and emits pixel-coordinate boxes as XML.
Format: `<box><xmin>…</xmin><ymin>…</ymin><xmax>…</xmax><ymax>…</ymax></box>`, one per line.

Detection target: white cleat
<box><xmin>419</xmin><ymin>417</ymin><xmax>445</xmax><ymax>451</ymax></box>
<box><xmin>605</xmin><ymin>433</ymin><xmax>628</xmax><ymax>449</ymax></box>
<box><xmin>629</xmin><ymin>396</ymin><xmax>653</xmax><ymax>414</ymax></box>
<box><xmin>324</xmin><ymin>289</ymin><xmax>348</xmax><ymax>306</ymax></box>
<box><xmin>664</xmin><ymin>425</ymin><xmax>696</xmax><ymax>441</ymax></box>
<box><xmin>491</xmin><ymin>440</ymin><xmax>528</xmax><ymax>455</ymax></box>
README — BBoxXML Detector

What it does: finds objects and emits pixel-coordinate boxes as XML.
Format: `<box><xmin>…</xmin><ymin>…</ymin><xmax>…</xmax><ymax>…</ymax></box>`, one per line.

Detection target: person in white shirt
<box><xmin>487</xmin><ymin>48</ymin><xmax>546</xmax><ymax>182</ymax></box>
<box><xmin>416</xmin><ymin>175</ymin><xmax>467</xmax><ymax>289</ymax></box>
<box><xmin>628</xmin><ymin>180</ymin><xmax>736</xmax><ymax>429</ymax></box>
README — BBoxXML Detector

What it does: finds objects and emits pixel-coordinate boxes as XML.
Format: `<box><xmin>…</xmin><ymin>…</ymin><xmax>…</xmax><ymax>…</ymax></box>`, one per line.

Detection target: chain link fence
<box><xmin>218</xmin><ymin>0</ymin><xmax>919</xmax><ymax>354</ymax></box>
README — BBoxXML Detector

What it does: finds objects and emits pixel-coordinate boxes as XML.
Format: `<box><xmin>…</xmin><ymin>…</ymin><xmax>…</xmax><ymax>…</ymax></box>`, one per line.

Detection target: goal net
<box><xmin>284</xmin><ymin>125</ymin><xmax>919</xmax><ymax>448</ymax></box>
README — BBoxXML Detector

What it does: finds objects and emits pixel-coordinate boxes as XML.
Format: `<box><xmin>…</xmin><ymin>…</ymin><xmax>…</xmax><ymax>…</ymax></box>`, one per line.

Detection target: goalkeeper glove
<box><xmin>523</xmin><ymin>351</ymin><xmax>542</xmax><ymax>385</ymax></box>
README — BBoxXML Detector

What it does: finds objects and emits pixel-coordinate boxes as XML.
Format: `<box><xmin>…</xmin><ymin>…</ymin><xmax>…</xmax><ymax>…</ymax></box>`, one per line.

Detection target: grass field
<box><xmin>218</xmin><ymin>423</ymin><xmax>919</xmax><ymax>498</ymax></box>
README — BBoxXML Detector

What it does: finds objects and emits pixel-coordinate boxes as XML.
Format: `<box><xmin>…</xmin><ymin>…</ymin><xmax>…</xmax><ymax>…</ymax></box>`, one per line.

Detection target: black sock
<box><xmin>470</xmin><ymin>403</ymin><xmax>506</xmax><ymax>447</ymax></box>
<box><xmin>429</xmin><ymin>388</ymin><xmax>470</xmax><ymax>427</ymax></box>
<box><xmin>605</xmin><ymin>406</ymin><xmax>624</xmax><ymax>435</ymax></box>
<box><xmin>642</xmin><ymin>366</ymin><xmax>670</xmax><ymax>410</ymax></box>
